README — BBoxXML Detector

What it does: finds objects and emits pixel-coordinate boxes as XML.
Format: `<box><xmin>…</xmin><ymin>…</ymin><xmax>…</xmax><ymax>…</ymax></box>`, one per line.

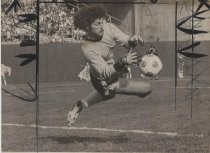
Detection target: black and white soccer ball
<box><xmin>139</xmin><ymin>53</ymin><xmax>163</xmax><ymax>77</ymax></box>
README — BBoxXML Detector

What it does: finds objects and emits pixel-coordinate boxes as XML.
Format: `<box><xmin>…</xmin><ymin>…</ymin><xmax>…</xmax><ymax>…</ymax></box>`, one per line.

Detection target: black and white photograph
<box><xmin>1</xmin><ymin>0</ymin><xmax>210</xmax><ymax>152</ymax></box>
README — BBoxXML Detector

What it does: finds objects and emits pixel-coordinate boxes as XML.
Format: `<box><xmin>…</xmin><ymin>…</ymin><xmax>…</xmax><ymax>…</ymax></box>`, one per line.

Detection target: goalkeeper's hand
<box><xmin>124</xmin><ymin>52</ymin><xmax>142</xmax><ymax>65</ymax></box>
<box><xmin>114</xmin><ymin>52</ymin><xmax>142</xmax><ymax>72</ymax></box>
<box><xmin>128</xmin><ymin>35</ymin><xmax>144</xmax><ymax>47</ymax></box>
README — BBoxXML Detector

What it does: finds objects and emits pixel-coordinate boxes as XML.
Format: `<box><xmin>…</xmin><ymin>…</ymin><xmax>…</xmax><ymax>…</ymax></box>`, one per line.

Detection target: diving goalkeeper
<box><xmin>67</xmin><ymin>4</ymin><xmax>152</xmax><ymax>126</ymax></box>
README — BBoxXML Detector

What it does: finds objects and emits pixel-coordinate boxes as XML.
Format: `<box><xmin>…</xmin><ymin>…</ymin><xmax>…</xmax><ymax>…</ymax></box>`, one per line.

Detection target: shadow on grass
<box><xmin>39</xmin><ymin>134</ymin><xmax>128</xmax><ymax>144</ymax></box>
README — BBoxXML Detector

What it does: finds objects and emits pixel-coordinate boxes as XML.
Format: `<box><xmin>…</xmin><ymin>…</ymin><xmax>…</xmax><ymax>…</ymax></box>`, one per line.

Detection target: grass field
<box><xmin>1</xmin><ymin>77</ymin><xmax>210</xmax><ymax>152</ymax></box>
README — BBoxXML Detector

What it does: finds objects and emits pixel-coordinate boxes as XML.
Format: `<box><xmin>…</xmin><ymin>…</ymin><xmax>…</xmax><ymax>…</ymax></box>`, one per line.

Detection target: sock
<box><xmin>80</xmin><ymin>100</ymin><xmax>88</xmax><ymax>107</ymax></box>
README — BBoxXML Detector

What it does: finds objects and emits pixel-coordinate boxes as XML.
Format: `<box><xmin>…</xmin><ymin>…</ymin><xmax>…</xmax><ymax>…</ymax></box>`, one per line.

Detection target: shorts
<box><xmin>90</xmin><ymin>72</ymin><xmax>119</xmax><ymax>98</ymax></box>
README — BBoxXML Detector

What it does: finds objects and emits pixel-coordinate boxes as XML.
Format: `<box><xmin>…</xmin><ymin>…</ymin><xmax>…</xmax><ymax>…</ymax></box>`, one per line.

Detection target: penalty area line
<box><xmin>2</xmin><ymin>123</ymin><xmax>204</xmax><ymax>138</ymax></box>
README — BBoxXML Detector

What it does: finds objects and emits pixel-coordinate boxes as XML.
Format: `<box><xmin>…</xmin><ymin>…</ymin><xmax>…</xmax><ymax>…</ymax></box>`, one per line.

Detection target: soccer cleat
<box><xmin>67</xmin><ymin>101</ymin><xmax>83</xmax><ymax>126</ymax></box>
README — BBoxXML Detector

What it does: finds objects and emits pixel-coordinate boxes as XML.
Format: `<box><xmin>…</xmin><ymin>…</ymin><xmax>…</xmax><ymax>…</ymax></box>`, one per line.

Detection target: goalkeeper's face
<box><xmin>89</xmin><ymin>18</ymin><xmax>105</xmax><ymax>41</ymax></box>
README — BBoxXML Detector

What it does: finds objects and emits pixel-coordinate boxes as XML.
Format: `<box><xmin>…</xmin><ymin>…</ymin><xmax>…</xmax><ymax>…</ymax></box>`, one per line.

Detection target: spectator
<box><xmin>1</xmin><ymin>1</ymin><xmax>78</xmax><ymax>43</ymax></box>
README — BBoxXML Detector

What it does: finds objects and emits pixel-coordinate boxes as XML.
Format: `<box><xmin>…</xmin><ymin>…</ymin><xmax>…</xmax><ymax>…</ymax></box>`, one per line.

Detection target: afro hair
<box><xmin>74</xmin><ymin>4</ymin><xmax>106</xmax><ymax>31</ymax></box>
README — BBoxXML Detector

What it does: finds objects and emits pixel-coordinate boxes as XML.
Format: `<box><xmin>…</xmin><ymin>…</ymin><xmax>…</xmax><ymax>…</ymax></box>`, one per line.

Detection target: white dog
<box><xmin>1</xmin><ymin>64</ymin><xmax>11</xmax><ymax>86</ymax></box>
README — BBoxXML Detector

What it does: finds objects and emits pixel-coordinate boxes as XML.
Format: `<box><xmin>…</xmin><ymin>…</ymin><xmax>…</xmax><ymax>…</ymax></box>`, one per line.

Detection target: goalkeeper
<box><xmin>67</xmin><ymin>4</ymin><xmax>152</xmax><ymax>126</ymax></box>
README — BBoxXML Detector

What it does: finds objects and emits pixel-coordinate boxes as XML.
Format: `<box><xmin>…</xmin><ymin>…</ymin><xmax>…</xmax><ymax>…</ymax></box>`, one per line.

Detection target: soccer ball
<box><xmin>139</xmin><ymin>53</ymin><xmax>163</xmax><ymax>77</ymax></box>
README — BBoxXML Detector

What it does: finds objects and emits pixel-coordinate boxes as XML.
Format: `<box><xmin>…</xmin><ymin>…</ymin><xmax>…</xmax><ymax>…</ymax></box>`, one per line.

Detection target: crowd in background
<box><xmin>1</xmin><ymin>1</ymin><xmax>83</xmax><ymax>44</ymax></box>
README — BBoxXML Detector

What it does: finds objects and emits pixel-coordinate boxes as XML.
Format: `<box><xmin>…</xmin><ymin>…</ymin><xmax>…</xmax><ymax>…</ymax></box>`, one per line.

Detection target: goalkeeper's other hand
<box><xmin>125</xmin><ymin>52</ymin><xmax>142</xmax><ymax>65</ymax></box>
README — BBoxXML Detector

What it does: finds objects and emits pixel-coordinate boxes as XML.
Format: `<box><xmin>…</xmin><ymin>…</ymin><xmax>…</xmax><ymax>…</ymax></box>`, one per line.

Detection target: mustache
<box><xmin>99</xmin><ymin>29</ymin><xmax>104</xmax><ymax>33</ymax></box>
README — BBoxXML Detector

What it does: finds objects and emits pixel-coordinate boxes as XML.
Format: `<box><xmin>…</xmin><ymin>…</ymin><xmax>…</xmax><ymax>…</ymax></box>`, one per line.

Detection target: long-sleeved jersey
<box><xmin>81</xmin><ymin>23</ymin><xmax>130</xmax><ymax>95</ymax></box>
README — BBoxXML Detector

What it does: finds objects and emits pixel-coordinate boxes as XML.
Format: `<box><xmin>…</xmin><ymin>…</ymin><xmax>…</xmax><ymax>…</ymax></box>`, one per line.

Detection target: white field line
<box><xmin>39</xmin><ymin>83</ymin><xmax>85</xmax><ymax>87</ymax></box>
<box><xmin>1</xmin><ymin>152</ymin><xmax>161</xmax><ymax>153</ymax></box>
<box><xmin>3</xmin><ymin>86</ymin><xmax>210</xmax><ymax>96</ymax></box>
<box><xmin>170</xmin><ymin>86</ymin><xmax>210</xmax><ymax>89</ymax></box>
<box><xmin>2</xmin><ymin>83</ymin><xmax>85</xmax><ymax>96</ymax></box>
<box><xmin>3</xmin><ymin>78</ymin><xmax>210</xmax><ymax>96</ymax></box>
<box><xmin>150</xmin><ymin>78</ymin><xmax>210</xmax><ymax>82</ymax></box>
<box><xmin>2</xmin><ymin>90</ymin><xmax>73</xmax><ymax>96</ymax></box>
<box><xmin>2</xmin><ymin>123</ymin><xmax>204</xmax><ymax>138</ymax></box>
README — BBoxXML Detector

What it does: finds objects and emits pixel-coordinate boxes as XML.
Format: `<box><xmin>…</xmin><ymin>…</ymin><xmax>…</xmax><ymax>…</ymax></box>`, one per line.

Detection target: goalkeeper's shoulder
<box><xmin>81</xmin><ymin>43</ymin><xmax>101</xmax><ymax>61</ymax></box>
<box><xmin>104</xmin><ymin>22</ymin><xmax>119</xmax><ymax>30</ymax></box>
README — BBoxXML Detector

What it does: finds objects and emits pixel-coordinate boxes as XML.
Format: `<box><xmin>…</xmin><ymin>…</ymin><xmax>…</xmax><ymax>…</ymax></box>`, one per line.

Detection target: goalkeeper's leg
<box><xmin>67</xmin><ymin>90</ymin><xmax>114</xmax><ymax>126</ymax></box>
<box><xmin>67</xmin><ymin>79</ymin><xmax>151</xmax><ymax>126</ymax></box>
<box><xmin>115</xmin><ymin>78</ymin><xmax>152</xmax><ymax>97</ymax></box>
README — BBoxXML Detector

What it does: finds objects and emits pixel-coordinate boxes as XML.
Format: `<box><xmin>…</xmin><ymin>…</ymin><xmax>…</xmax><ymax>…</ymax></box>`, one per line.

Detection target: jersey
<box><xmin>81</xmin><ymin>23</ymin><xmax>130</xmax><ymax>96</ymax></box>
